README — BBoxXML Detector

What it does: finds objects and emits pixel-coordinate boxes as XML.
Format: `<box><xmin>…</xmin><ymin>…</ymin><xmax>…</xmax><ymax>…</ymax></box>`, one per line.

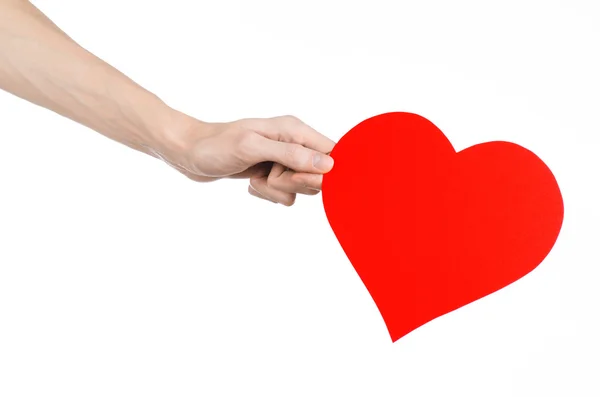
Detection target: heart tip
<box><xmin>389</xmin><ymin>331</ymin><xmax>405</xmax><ymax>343</ymax></box>
<box><xmin>388</xmin><ymin>326</ymin><xmax>419</xmax><ymax>343</ymax></box>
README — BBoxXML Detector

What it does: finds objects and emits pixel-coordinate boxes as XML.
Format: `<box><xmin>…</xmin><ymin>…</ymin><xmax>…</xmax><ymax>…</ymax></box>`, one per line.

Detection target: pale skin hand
<box><xmin>0</xmin><ymin>0</ymin><xmax>335</xmax><ymax>206</ymax></box>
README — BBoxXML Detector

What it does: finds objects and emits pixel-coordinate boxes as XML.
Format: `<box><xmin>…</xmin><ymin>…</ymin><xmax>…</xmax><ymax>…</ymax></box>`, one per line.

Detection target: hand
<box><xmin>151</xmin><ymin>113</ymin><xmax>336</xmax><ymax>206</ymax></box>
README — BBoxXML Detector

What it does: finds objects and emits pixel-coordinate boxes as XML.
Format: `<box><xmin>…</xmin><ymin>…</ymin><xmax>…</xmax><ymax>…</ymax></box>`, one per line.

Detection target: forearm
<box><xmin>0</xmin><ymin>0</ymin><xmax>181</xmax><ymax>154</ymax></box>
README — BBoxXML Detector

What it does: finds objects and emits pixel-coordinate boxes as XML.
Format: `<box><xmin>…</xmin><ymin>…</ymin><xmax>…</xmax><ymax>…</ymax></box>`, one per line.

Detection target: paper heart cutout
<box><xmin>322</xmin><ymin>112</ymin><xmax>564</xmax><ymax>342</ymax></box>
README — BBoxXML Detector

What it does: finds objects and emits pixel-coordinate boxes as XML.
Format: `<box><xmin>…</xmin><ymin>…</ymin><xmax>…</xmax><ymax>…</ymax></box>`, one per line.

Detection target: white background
<box><xmin>1</xmin><ymin>0</ymin><xmax>599</xmax><ymax>396</ymax></box>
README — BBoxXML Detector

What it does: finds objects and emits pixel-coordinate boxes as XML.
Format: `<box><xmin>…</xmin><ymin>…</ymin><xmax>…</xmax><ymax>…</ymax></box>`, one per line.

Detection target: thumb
<box><xmin>252</xmin><ymin>135</ymin><xmax>334</xmax><ymax>173</ymax></box>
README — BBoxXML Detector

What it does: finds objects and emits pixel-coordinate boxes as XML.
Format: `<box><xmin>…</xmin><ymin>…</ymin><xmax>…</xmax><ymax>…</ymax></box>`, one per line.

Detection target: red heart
<box><xmin>322</xmin><ymin>112</ymin><xmax>564</xmax><ymax>342</ymax></box>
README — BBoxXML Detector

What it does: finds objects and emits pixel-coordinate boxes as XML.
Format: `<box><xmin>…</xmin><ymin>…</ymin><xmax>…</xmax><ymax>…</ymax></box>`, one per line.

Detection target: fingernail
<box><xmin>313</xmin><ymin>154</ymin><xmax>334</xmax><ymax>171</ymax></box>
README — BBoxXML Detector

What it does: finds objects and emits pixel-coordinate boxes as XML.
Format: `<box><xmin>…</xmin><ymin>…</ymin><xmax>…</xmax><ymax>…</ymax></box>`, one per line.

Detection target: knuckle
<box><xmin>284</xmin><ymin>144</ymin><xmax>303</xmax><ymax>167</ymax></box>
<box><xmin>283</xmin><ymin>194</ymin><xmax>296</xmax><ymax>206</ymax></box>
<box><xmin>280</xmin><ymin>114</ymin><xmax>301</xmax><ymax>124</ymax></box>
<box><xmin>289</xmin><ymin>128</ymin><xmax>305</xmax><ymax>145</ymax></box>
<box><xmin>290</xmin><ymin>172</ymin><xmax>307</xmax><ymax>187</ymax></box>
<box><xmin>234</xmin><ymin>130</ymin><xmax>257</xmax><ymax>158</ymax></box>
<box><xmin>248</xmin><ymin>185</ymin><xmax>262</xmax><ymax>199</ymax></box>
<box><xmin>249</xmin><ymin>177</ymin><xmax>263</xmax><ymax>191</ymax></box>
<box><xmin>282</xmin><ymin>116</ymin><xmax>306</xmax><ymax>144</ymax></box>
<box><xmin>266</xmin><ymin>172</ymin><xmax>279</xmax><ymax>189</ymax></box>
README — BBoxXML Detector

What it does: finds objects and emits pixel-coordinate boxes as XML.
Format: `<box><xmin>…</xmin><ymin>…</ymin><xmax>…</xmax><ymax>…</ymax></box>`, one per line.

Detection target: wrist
<box><xmin>143</xmin><ymin>102</ymin><xmax>211</xmax><ymax>160</ymax></box>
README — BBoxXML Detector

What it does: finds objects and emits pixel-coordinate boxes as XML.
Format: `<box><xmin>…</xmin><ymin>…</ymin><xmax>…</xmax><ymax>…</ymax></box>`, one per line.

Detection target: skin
<box><xmin>0</xmin><ymin>0</ymin><xmax>336</xmax><ymax>206</ymax></box>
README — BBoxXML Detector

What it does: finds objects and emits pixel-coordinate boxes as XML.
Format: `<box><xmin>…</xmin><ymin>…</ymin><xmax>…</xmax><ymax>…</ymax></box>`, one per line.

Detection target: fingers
<box><xmin>249</xmin><ymin>172</ymin><xmax>297</xmax><ymax>206</ymax></box>
<box><xmin>266</xmin><ymin>163</ymin><xmax>321</xmax><ymax>195</ymax></box>
<box><xmin>177</xmin><ymin>115</ymin><xmax>336</xmax><ymax>206</ymax></box>
<box><xmin>249</xmin><ymin>134</ymin><xmax>334</xmax><ymax>174</ymax></box>
<box><xmin>247</xmin><ymin>115</ymin><xmax>336</xmax><ymax>155</ymax></box>
<box><xmin>248</xmin><ymin>184</ymin><xmax>276</xmax><ymax>203</ymax></box>
<box><xmin>226</xmin><ymin>162</ymin><xmax>273</xmax><ymax>179</ymax></box>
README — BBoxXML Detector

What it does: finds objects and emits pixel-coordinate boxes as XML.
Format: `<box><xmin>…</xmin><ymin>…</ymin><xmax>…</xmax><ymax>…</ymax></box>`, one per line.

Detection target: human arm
<box><xmin>0</xmin><ymin>0</ymin><xmax>335</xmax><ymax>205</ymax></box>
